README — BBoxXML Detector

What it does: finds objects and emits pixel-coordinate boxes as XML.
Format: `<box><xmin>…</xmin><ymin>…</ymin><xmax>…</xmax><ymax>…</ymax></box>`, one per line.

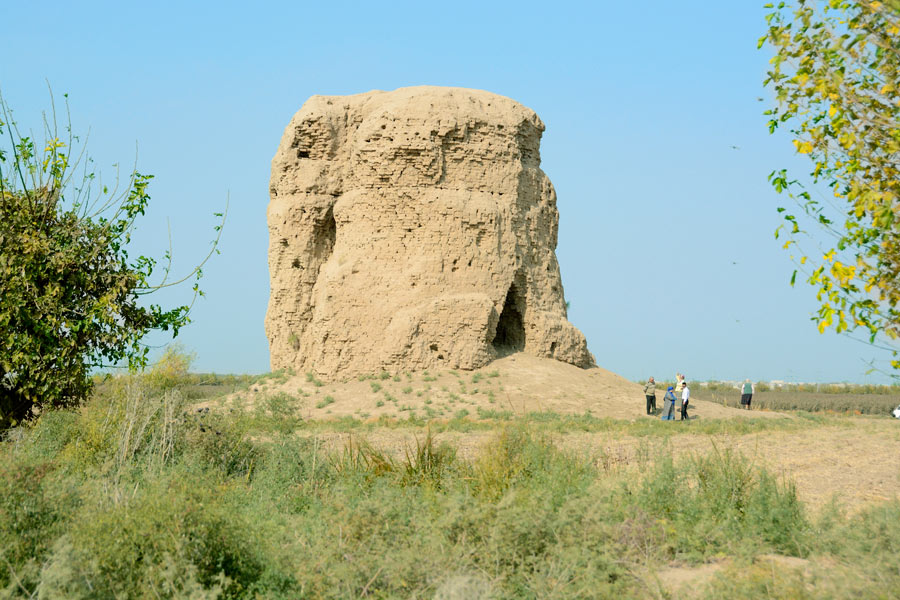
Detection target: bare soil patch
<box><xmin>226</xmin><ymin>353</ymin><xmax>786</xmax><ymax>421</ymax></box>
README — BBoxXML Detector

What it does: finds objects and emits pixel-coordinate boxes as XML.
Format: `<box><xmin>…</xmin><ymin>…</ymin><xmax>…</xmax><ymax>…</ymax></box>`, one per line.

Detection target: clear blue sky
<box><xmin>1</xmin><ymin>1</ymin><xmax>892</xmax><ymax>382</ymax></box>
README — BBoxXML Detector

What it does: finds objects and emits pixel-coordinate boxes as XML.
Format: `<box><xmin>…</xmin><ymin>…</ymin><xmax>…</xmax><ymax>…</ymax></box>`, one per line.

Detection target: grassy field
<box><xmin>704</xmin><ymin>389</ymin><xmax>899</xmax><ymax>414</ymax></box>
<box><xmin>654</xmin><ymin>381</ymin><xmax>900</xmax><ymax>415</ymax></box>
<box><xmin>1</xmin><ymin>371</ymin><xmax>898</xmax><ymax>598</ymax></box>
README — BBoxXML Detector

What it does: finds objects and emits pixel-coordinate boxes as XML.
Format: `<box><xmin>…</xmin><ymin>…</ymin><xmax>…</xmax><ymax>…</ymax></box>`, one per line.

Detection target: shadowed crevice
<box><xmin>313</xmin><ymin>205</ymin><xmax>336</xmax><ymax>270</ymax></box>
<box><xmin>492</xmin><ymin>281</ymin><xmax>526</xmax><ymax>352</ymax></box>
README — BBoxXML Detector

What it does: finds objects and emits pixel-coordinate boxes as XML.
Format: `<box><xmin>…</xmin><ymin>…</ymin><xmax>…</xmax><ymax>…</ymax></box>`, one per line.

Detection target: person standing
<box><xmin>675</xmin><ymin>373</ymin><xmax>685</xmax><ymax>395</ymax></box>
<box><xmin>661</xmin><ymin>386</ymin><xmax>677</xmax><ymax>420</ymax></box>
<box><xmin>680</xmin><ymin>381</ymin><xmax>691</xmax><ymax>421</ymax></box>
<box><xmin>643</xmin><ymin>377</ymin><xmax>657</xmax><ymax>415</ymax></box>
<box><xmin>740</xmin><ymin>379</ymin><xmax>754</xmax><ymax>410</ymax></box>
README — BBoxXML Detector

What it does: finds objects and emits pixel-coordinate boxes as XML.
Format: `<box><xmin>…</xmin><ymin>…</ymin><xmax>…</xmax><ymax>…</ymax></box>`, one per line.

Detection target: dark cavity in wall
<box><xmin>314</xmin><ymin>205</ymin><xmax>336</xmax><ymax>261</ymax></box>
<box><xmin>492</xmin><ymin>281</ymin><xmax>526</xmax><ymax>352</ymax></box>
<box><xmin>312</xmin><ymin>205</ymin><xmax>337</xmax><ymax>283</ymax></box>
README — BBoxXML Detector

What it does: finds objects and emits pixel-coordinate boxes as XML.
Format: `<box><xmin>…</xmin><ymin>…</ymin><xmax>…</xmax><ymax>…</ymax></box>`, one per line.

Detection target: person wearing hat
<box><xmin>680</xmin><ymin>381</ymin><xmax>691</xmax><ymax>421</ymax></box>
<box><xmin>661</xmin><ymin>386</ymin><xmax>677</xmax><ymax>420</ymax></box>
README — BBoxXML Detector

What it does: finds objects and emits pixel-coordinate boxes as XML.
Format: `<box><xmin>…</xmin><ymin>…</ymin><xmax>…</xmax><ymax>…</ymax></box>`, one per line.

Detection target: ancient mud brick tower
<box><xmin>266</xmin><ymin>86</ymin><xmax>594</xmax><ymax>378</ymax></box>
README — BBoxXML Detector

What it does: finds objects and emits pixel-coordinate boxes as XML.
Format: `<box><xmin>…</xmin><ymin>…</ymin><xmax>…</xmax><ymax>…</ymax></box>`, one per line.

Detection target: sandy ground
<box><xmin>226</xmin><ymin>353</ymin><xmax>785</xmax><ymax>421</ymax></box>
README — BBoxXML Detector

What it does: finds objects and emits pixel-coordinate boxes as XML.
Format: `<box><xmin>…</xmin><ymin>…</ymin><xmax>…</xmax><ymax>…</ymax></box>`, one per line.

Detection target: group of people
<box><xmin>643</xmin><ymin>373</ymin><xmax>690</xmax><ymax>420</ymax></box>
<box><xmin>643</xmin><ymin>375</ymin><xmax>757</xmax><ymax>419</ymax></box>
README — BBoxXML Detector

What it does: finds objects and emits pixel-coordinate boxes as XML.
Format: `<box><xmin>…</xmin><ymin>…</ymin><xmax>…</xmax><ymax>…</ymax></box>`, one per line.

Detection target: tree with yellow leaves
<box><xmin>762</xmin><ymin>0</ymin><xmax>900</xmax><ymax>373</ymax></box>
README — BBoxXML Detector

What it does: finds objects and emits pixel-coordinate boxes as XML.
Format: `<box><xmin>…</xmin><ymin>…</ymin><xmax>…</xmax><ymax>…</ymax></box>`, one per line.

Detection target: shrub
<box><xmin>0</xmin><ymin>92</ymin><xmax>222</xmax><ymax>429</ymax></box>
<box><xmin>145</xmin><ymin>345</ymin><xmax>195</xmax><ymax>391</ymax></box>
<box><xmin>0</xmin><ymin>458</ymin><xmax>75</xmax><ymax>592</ymax></box>
<box><xmin>42</xmin><ymin>472</ymin><xmax>268</xmax><ymax>599</ymax></box>
<box><xmin>399</xmin><ymin>430</ymin><xmax>457</xmax><ymax>489</ymax></box>
<box><xmin>315</xmin><ymin>396</ymin><xmax>335</xmax><ymax>409</ymax></box>
<box><xmin>635</xmin><ymin>447</ymin><xmax>808</xmax><ymax>559</ymax></box>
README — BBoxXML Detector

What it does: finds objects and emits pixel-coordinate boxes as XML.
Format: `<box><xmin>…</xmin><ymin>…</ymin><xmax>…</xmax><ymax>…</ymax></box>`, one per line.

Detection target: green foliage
<box><xmin>315</xmin><ymin>395</ymin><xmax>335</xmax><ymax>409</ymax></box>
<box><xmin>0</xmin><ymin>458</ymin><xmax>76</xmax><ymax>592</ymax></box>
<box><xmin>703</xmin><ymin>500</ymin><xmax>900</xmax><ymax>597</ymax></box>
<box><xmin>304</xmin><ymin>371</ymin><xmax>323</xmax><ymax>387</ymax></box>
<box><xmin>476</xmin><ymin>407</ymin><xmax>513</xmax><ymax>420</ymax></box>
<box><xmin>250</xmin><ymin>392</ymin><xmax>302</xmax><ymax>433</ymax></box>
<box><xmin>763</xmin><ymin>1</ymin><xmax>900</xmax><ymax>371</ymax></box>
<box><xmin>701</xmin><ymin>560</ymin><xmax>813</xmax><ymax>599</ymax></box>
<box><xmin>0</xmin><ymin>372</ymin><xmax>898</xmax><ymax>597</ymax></box>
<box><xmin>0</xmin><ymin>92</ymin><xmax>224</xmax><ymax>428</ymax></box>
<box><xmin>472</xmin><ymin>426</ymin><xmax>593</xmax><ymax>500</ymax></box>
<box><xmin>44</xmin><ymin>473</ymin><xmax>268</xmax><ymax>599</ymax></box>
<box><xmin>145</xmin><ymin>344</ymin><xmax>195</xmax><ymax>391</ymax></box>
<box><xmin>399</xmin><ymin>430</ymin><xmax>457</xmax><ymax>488</ymax></box>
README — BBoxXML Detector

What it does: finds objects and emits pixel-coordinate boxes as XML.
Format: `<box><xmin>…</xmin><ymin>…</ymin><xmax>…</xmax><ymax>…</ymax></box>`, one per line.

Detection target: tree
<box><xmin>0</xmin><ymin>90</ymin><xmax>224</xmax><ymax>427</ymax></box>
<box><xmin>762</xmin><ymin>0</ymin><xmax>900</xmax><ymax>372</ymax></box>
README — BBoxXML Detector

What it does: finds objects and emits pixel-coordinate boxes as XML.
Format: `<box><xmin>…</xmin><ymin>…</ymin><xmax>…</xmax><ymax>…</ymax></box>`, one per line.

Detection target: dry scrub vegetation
<box><xmin>701</xmin><ymin>383</ymin><xmax>900</xmax><ymax>415</ymax></box>
<box><xmin>1</xmin><ymin>360</ymin><xmax>899</xmax><ymax>598</ymax></box>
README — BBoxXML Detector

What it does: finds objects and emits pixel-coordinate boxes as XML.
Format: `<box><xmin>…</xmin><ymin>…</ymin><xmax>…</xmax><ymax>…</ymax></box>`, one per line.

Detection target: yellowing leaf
<box><xmin>793</xmin><ymin>140</ymin><xmax>814</xmax><ymax>154</ymax></box>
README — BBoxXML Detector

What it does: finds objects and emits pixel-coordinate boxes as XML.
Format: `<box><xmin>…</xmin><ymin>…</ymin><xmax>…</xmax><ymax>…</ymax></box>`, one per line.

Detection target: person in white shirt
<box><xmin>680</xmin><ymin>381</ymin><xmax>690</xmax><ymax>421</ymax></box>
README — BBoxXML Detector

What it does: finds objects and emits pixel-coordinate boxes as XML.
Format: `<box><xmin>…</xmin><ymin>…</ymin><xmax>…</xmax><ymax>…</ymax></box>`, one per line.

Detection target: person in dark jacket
<box><xmin>643</xmin><ymin>377</ymin><xmax>657</xmax><ymax>415</ymax></box>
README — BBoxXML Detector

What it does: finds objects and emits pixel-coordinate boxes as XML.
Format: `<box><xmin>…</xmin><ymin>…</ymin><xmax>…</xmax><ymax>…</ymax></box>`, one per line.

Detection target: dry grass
<box><xmin>703</xmin><ymin>389</ymin><xmax>899</xmax><ymax>414</ymax></box>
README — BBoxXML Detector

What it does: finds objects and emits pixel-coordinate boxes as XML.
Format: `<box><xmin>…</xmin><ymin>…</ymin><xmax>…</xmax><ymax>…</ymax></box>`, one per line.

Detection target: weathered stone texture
<box><xmin>266</xmin><ymin>86</ymin><xmax>594</xmax><ymax>378</ymax></box>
